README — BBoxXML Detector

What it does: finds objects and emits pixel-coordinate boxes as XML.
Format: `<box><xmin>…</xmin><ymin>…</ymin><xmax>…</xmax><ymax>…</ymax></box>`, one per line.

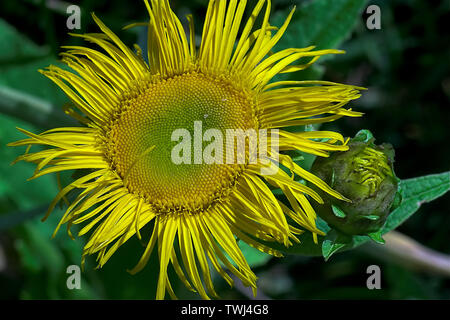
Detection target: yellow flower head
<box><xmin>9</xmin><ymin>0</ymin><xmax>363</xmax><ymax>299</ymax></box>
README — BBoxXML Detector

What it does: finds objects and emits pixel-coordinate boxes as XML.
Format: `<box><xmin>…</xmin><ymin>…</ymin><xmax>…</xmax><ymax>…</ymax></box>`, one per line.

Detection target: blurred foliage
<box><xmin>0</xmin><ymin>0</ymin><xmax>449</xmax><ymax>300</ymax></box>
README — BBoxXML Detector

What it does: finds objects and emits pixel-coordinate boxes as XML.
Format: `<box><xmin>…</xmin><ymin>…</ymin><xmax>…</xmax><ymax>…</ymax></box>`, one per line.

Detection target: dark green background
<box><xmin>0</xmin><ymin>0</ymin><xmax>449</xmax><ymax>299</ymax></box>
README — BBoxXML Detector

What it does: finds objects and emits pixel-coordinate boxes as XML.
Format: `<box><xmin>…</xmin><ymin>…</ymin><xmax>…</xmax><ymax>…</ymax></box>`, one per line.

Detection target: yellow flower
<box><xmin>9</xmin><ymin>0</ymin><xmax>363</xmax><ymax>299</ymax></box>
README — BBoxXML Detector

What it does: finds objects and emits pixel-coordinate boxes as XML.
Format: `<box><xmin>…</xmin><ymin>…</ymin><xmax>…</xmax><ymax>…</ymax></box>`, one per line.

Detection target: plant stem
<box><xmin>0</xmin><ymin>86</ymin><xmax>78</xmax><ymax>129</ymax></box>
<box><xmin>360</xmin><ymin>230</ymin><xmax>450</xmax><ymax>277</ymax></box>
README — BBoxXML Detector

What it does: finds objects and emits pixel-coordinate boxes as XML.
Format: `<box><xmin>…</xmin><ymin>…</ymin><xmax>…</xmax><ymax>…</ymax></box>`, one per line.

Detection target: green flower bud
<box><xmin>310</xmin><ymin>130</ymin><xmax>399</xmax><ymax>236</ymax></box>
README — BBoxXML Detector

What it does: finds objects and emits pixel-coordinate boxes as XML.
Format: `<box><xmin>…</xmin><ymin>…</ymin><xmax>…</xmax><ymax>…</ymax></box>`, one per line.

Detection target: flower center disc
<box><xmin>108</xmin><ymin>72</ymin><xmax>255</xmax><ymax>213</ymax></box>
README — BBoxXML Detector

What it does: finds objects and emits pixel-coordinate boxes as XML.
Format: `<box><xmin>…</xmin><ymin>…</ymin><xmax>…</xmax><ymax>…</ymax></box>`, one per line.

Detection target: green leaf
<box><xmin>0</xmin><ymin>19</ymin><xmax>49</xmax><ymax>63</ymax></box>
<box><xmin>272</xmin><ymin>0</ymin><xmax>368</xmax><ymax>80</ymax></box>
<box><xmin>0</xmin><ymin>205</ymin><xmax>47</xmax><ymax>231</ymax></box>
<box><xmin>390</xmin><ymin>188</ymin><xmax>403</xmax><ymax>211</ymax></box>
<box><xmin>0</xmin><ymin>19</ymin><xmax>58</xmax><ymax>98</ymax></box>
<box><xmin>367</xmin><ymin>231</ymin><xmax>385</xmax><ymax>245</ymax></box>
<box><xmin>276</xmin><ymin>0</ymin><xmax>368</xmax><ymax>50</ymax></box>
<box><xmin>238</xmin><ymin>241</ymin><xmax>272</xmax><ymax>268</ymax></box>
<box><xmin>220</xmin><ymin>239</ymin><xmax>272</xmax><ymax>270</ymax></box>
<box><xmin>321</xmin><ymin>229</ymin><xmax>351</xmax><ymax>261</ymax></box>
<box><xmin>352</xmin><ymin>129</ymin><xmax>375</xmax><ymax>144</ymax></box>
<box><xmin>382</xmin><ymin>172</ymin><xmax>450</xmax><ymax>232</ymax></box>
<box><xmin>331</xmin><ymin>205</ymin><xmax>347</xmax><ymax>218</ymax></box>
<box><xmin>0</xmin><ymin>18</ymin><xmax>74</xmax><ymax>128</ymax></box>
<box><xmin>0</xmin><ymin>116</ymin><xmax>59</xmax><ymax>210</ymax></box>
<box><xmin>13</xmin><ymin>207</ymin><xmax>87</xmax><ymax>299</ymax></box>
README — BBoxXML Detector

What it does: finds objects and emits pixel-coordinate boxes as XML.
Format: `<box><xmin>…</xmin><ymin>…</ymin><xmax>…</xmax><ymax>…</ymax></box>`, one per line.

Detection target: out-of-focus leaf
<box><xmin>0</xmin><ymin>19</ymin><xmax>66</xmax><ymax>103</ymax></box>
<box><xmin>0</xmin><ymin>116</ymin><xmax>58</xmax><ymax>210</ymax></box>
<box><xmin>12</xmin><ymin>206</ymin><xmax>100</xmax><ymax>299</ymax></box>
<box><xmin>0</xmin><ymin>18</ymin><xmax>73</xmax><ymax>128</ymax></box>
<box><xmin>272</xmin><ymin>0</ymin><xmax>368</xmax><ymax>80</ymax></box>
<box><xmin>274</xmin><ymin>0</ymin><xmax>368</xmax><ymax>51</ymax></box>
<box><xmin>238</xmin><ymin>241</ymin><xmax>272</xmax><ymax>268</ymax></box>
<box><xmin>219</xmin><ymin>239</ymin><xmax>273</xmax><ymax>271</ymax></box>
<box><xmin>0</xmin><ymin>19</ymin><xmax>49</xmax><ymax>63</ymax></box>
<box><xmin>0</xmin><ymin>205</ymin><xmax>47</xmax><ymax>231</ymax></box>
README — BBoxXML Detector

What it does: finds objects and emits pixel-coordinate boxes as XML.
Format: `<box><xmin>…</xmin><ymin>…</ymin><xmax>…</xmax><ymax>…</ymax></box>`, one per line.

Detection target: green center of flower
<box><xmin>107</xmin><ymin>72</ymin><xmax>255</xmax><ymax>213</ymax></box>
